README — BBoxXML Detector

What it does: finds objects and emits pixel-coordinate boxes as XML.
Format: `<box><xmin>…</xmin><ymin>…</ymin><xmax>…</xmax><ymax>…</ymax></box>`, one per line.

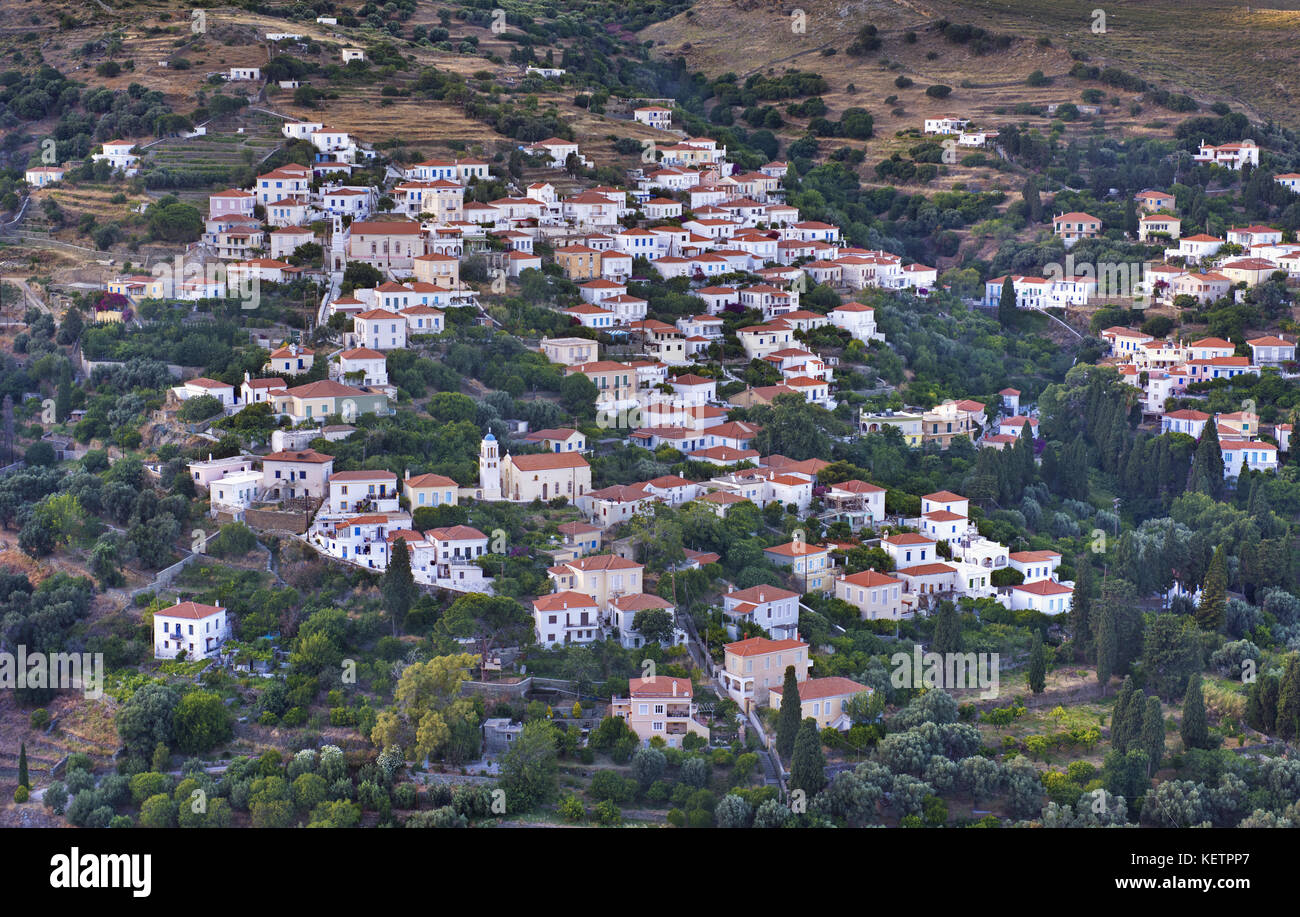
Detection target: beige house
<box><xmin>1137</xmin><ymin>214</ymin><xmax>1181</xmax><ymax>242</ymax></box>
<box><xmin>540</xmin><ymin>337</ymin><xmax>599</xmax><ymax>367</ymax></box>
<box><xmin>1219</xmin><ymin>258</ymin><xmax>1280</xmax><ymax>288</ymax></box>
<box><xmin>348</xmin><ymin>220</ymin><xmax>426</xmax><ymax>270</ymax></box>
<box><xmin>834</xmin><ymin>569</ymin><xmax>905</xmax><ymax>620</ymax></box>
<box><xmin>272</xmin><ymin>380</ymin><xmax>389</xmax><ymax>423</ymax></box>
<box><xmin>547</xmin><ymin>554</ymin><xmax>643</xmax><ymax>608</ymax></box>
<box><xmin>564</xmin><ymin>361</ymin><xmax>636</xmax><ymax>410</ymax></box>
<box><xmin>721</xmin><ymin>636</ymin><xmax>810</xmax><ymax>714</ymax></box>
<box><xmin>261</xmin><ymin>448</ymin><xmax>335</xmax><ymax>500</ymax></box>
<box><xmin>411</xmin><ymin>252</ymin><xmax>460</xmax><ymax>288</ymax></box>
<box><xmin>1052</xmin><ymin>211</ymin><xmax>1102</xmax><ymax>246</ymax></box>
<box><xmin>502</xmin><ymin>452</ymin><xmax>592</xmax><ymax>503</ymax></box>
<box><xmin>403</xmin><ymin>471</ymin><xmax>459</xmax><ymax>509</ymax></box>
<box><xmin>1170</xmin><ymin>271</ymin><xmax>1231</xmax><ymax>305</ymax></box>
<box><xmin>768</xmin><ymin>677</ymin><xmax>870</xmax><ymax>730</ymax></box>
<box><xmin>610</xmin><ymin>676</ymin><xmax>710</xmax><ymax>748</ymax></box>
<box><xmin>922</xmin><ymin>399</ymin><xmax>985</xmax><ymax>449</ymax></box>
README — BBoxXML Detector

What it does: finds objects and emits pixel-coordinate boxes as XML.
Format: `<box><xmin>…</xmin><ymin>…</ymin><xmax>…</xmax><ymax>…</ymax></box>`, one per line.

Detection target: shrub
<box><xmin>558</xmin><ymin>794</ymin><xmax>585</xmax><ymax>822</ymax></box>
<box><xmin>593</xmin><ymin>799</ymin><xmax>622</xmax><ymax>825</ymax></box>
<box><xmin>13</xmin><ymin>785</ymin><xmax>29</xmax><ymax>803</ymax></box>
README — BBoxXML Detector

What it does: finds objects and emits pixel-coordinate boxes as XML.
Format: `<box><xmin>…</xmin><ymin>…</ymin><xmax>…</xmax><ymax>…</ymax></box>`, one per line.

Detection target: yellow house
<box><xmin>547</xmin><ymin>553</ymin><xmax>641</xmax><ymax>607</ymax></box>
<box><xmin>105</xmin><ymin>275</ymin><xmax>167</xmax><ymax>302</ymax></box>
<box><xmin>554</xmin><ymin>244</ymin><xmax>602</xmax><ymax>281</ymax></box>
<box><xmin>721</xmin><ymin>636</ymin><xmax>810</xmax><ymax>713</ymax></box>
<box><xmin>768</xmin><ymin>677</ymin><xmax>870</xmax><ymax>730</ymax></box>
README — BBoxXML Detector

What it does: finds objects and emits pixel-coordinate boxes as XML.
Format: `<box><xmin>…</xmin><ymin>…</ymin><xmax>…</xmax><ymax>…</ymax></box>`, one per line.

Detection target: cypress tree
<box><xmin>998</xmin><ymin>276</ymin><xmax>1017</xmax><ymax>327</ymax></box>
<box><xmin>932</xmin><ymin>601</ymin><xmax>962</xmax><ymax>655</ymax></box>
<box><xmin>1027</xmin><ymin>631</ymin><xmax>1046</xmax><ymax>694</ymax></box>
<box><xmin>381</xmin><ymin>537</ymin><xmax>418</xmax><ymax>637</ymax></box>
<box><xmin>1111</xmin><ymin>676</ymin><xmax>1136</xmax><ymax>751</ymax></box>
<box><xmin>1095</xmin><ymin>600</ymin><xmax>1117</xmax><ymax>691</ymax></box>
<box><xmin>1260</xmin><ymin>673</ymin><xmax>1281</xmax><ymax>735</ymax></box>
<box><xmin>1123</xmin><ymin>196</ymin><xmax>1138</xmax><ymax>236</ymax></box>
<box><xmin>1022</xmin><ymin>177</ymin><xmax>1042</xmax><ymax>223</ymax></box>
<box><xmin>1071</xmin><ymin>557</ymin><xmax>1094</xmax><ymax>662</ymax></box>
<box><xmin>1196</xmin><ymin>544</ymin><xmax>1228</xmax><ymax>631</ymax></box>
<box><xmin>1278</xmin><ymin>656</ymin><xmax>1300</xmax><ymax>742</ymax></box>
<box><xmin>1012</xmin><ymin>428</ymin><xmax>1034</xmax><ymax>494</ymax></box>
<box><xmin>1246</xmin><ymin>677</ymin><xmax>1265</xmax><ymax>732</ymax></box>
<box><xmin>1189</xmin><ymin>421</ymin><xmax>1223</xmax><ymax>498</ymax></box>
<box><xmin>55</xmin><ymin>367</ymin><xmax>72</xmax><ymax>424</ymax></box>
<box><xmin>17</xmin><ymin>742</ymin><xmax>27</xmax><ymax>789</ymax></box>
<box><xmin>1104</xmin><ymin>405</ymin><xmax>1128</xmax><ymax>473</ymax></box>
<box><xmin>1121</xmin><ymin>687</ymin><xmax>1148</xmax><ymax>753</ymax></box>
<box><xmin>789</xmin><ymin>717</ymin><xmax>826</xmax><ymax>797</ymax></box>
<box><xmin>1141</xmin><ymin>695</ymin><xmax>1165</xmax><ymax>776</ymax></box>
<box><xmin>1180</xmin><ymin>673</ymin><xmax>1212</xmax><ymax>750</ymax></box>
<box><xmin>776</xmin><ymin>665</ymin><xmax>802</xmax><ymax>759</ymax></box>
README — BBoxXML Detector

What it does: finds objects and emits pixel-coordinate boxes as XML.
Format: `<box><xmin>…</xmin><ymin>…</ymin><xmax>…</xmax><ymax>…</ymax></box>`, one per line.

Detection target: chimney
<box><xmin>672</xmin><ymin>680</ymin><xmax>678</xmax><ymax>697</ymax></box>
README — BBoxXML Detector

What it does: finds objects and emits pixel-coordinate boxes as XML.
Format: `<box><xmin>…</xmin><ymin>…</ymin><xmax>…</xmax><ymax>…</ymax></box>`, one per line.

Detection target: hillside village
<box><xmin>4</xmin><ymin>0</ymin><xmax>1300</xmax><ymax>839</ymax></box>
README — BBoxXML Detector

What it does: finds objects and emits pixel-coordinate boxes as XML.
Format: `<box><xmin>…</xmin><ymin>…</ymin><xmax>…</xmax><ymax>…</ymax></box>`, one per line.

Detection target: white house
<box><xmin>1009</xmin><ymin>581</ymin><xmax>1074</xmax><ymax>615</ymax></box>
<box><xmin>533</xmin><ymin>591</ymin><xmax>602</xmax><ymax>648</ymax></box>
<box><xmin>24</xmin><ymin>166</ymin><xmax>64</xmax><ymax>187</ymax></box>
<box><xmin>209</xmin><ymin>470</ymin><xmax>262</xmax><ymax>516</ymax></box>
<box><xmin>155</xmin><ymin>601</ymin><xmax>230</xmax><ymax>660</ymax></box>
<box><xmin>352</xmin><ymin>309</ymin><xmax>408</xmax><ymax>350</ymax></box>
<box><xmin>327</xmin><ymin>470</ymin><xmax>399</xmax><ymax>514</ymax></box>
<box><xmin>633</xmin><ymin>106</ymin><xmax>673</xmax><ymax>129</ymax></box>
<box><xmin>1221</xmin><ymin>440</ymin><xmax>1278</xmax><ymax>477</ymax></box>
<box><xmin>337</xmin><ymin>348</ymin><xmax>388</xmax><ymax>387</ymax></box>
<box><xmin>722</xmin><ymin>584</ymin><xmax>800</xmax><ymax>640</ymax></box>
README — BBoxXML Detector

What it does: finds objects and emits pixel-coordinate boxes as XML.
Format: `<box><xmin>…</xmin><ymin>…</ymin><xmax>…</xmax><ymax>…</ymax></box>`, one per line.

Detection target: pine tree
<box><xmin>17</xmin><ymin>742</ymin><xmax>27</xmax><ymax>789</ymax></box>
<box><xmin>788</xmin><ymin>717</ymin><xmax>826</xmax><ymax>797</ymax></box>
<box><xmin>1027</xmin><ymin>631</ymin><xmax>1046</xmax><ymax>694</ymax></box>
<box><xmin>1278</xmin><ymin>656</ymin><xmax>1300</xmax><ymax>742</ymax></box>
<box><xmin>1180</xmin><ymin>672</ymin><xmax>1212</xmax><ymax>750</ymax></box>
<box><xmin>998</xmin><ymin>276</ymin><xmax>1017</xmax><ymax>327</ymax></box>
<box><xmin>932</xmin><ymin>601</ymin><xmax>961</xmax><ymax>654</ymax></box>
<box><xmin>1141</xmin><ymin>695</ymin><xmax>1165</xmax><ymax>776</ymax></box>
<box><xmin>382</xmin><ymin>537</ymin><xmax>418</xmax><ymax>637</ymax></box>
<box><xmin>776</xmin><ymin>665</ymin><xmax>802</xmax><ymax>760</ymax></box>
<box><xmin>1196</xmin><ymin>544</ymin><xmax>1227</xmax><ymax>631</ymax></box>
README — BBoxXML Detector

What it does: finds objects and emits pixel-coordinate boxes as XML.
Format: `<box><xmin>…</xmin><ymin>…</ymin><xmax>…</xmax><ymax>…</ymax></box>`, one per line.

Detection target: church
<box><xmin>477</xmin><ymin>433</ymin><xmax>592</xmax><ymax>503</ymax></box>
